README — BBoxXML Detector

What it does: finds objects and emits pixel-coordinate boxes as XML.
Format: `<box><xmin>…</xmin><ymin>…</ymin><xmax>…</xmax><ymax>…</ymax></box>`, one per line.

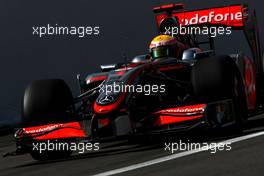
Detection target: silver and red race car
<box><xmin>5</xmin><ymin>3</ymin><xmax>264</xmax><ymax>160</ymax></box>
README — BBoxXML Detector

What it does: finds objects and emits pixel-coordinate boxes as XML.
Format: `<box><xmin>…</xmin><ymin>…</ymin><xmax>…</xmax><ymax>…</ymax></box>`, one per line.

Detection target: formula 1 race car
<box><xmin>6</xmin><ymin>3</ymin><xmax>264</xmax><ymax>160</ymax></box>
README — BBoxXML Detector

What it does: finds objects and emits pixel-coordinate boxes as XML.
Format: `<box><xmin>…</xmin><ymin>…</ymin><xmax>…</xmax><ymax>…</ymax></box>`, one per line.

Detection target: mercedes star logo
<box><xmin>99</xmin><ymin>95</ymin><xmax>114</xmax><ymax>104</ymax></box>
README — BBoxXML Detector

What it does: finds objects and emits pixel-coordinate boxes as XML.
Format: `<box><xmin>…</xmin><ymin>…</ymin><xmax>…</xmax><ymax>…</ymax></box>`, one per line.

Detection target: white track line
<box><xmin>93</xmin><ymin>131</ymin><xmax>264</xmax><ymax>176</ymax></box>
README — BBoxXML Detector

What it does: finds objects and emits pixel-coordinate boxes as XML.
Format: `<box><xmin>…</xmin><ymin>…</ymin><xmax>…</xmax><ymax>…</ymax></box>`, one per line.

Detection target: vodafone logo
<box><xmin>158</xmin><ymin>104</ymin><xmax>206</xmax><ymax>114</ymax></box>
<box><xmin>24</xmin><ymin>124</ymin><xmax>64</xmax><ymax>134</ymax></box>
<box><xmin>158</xmin><ymin>5</ymin><xmax>245</xmax><ymax>38</ymax></box>
<box><xmin>164</xmin><ymin>107</ymin><xmax>204</xmax><ymax>113</ymax></box>
<box><xmin>156</xmin><ymin>5</ymin><xmax>245</xmax><ymax>27</ymax></box>
<box><xmin>180</xmin><ymin>11</ymin><xmax>243</xmax><ymax>25</ymax></box>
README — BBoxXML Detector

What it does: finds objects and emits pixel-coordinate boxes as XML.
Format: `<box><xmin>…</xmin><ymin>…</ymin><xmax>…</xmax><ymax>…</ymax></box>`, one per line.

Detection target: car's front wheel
<box><xmin>22</xmin><ymin>79</ymin><xmax>74</xmax><ymax>126</ymax></box>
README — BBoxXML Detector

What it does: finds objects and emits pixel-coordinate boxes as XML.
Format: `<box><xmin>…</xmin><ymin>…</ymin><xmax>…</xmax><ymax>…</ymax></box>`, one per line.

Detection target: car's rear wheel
<box><xmin>191</xmin><ymin>56</ymin><xmax>247</xmax><ymax>132</ymax></box>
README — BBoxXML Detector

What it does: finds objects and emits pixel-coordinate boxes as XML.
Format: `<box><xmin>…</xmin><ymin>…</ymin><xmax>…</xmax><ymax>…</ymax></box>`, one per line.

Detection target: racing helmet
<box><xmin>149</xmin><ymin>35</ymin><xmax>184</xmax><ymax>60</ymax></box>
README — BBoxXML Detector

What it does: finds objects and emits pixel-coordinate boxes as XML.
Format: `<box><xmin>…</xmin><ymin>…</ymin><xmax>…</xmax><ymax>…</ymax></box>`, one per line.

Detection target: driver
<box><xmin>149</xmin><ymin>34</ymin><xmax>186</xmax><ymax>60</ymax></box>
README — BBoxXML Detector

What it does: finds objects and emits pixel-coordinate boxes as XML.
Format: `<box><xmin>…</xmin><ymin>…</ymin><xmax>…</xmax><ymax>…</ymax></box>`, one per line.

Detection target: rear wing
<box><xmin>153</xmin><ymin>3</ymin><xmax>263</xmax><ymax>72</ymax></box>
<box><xmin>154</xmin><ymin>4</ymin><xmax>246</xmax><ymax>28</ymax></box>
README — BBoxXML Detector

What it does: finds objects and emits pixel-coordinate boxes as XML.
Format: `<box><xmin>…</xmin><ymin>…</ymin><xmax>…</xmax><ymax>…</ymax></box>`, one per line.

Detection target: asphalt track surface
<box><xmin>1</xmin><ymin>116</ymin><xmax>264</xmax><ymax>176</ymax></box>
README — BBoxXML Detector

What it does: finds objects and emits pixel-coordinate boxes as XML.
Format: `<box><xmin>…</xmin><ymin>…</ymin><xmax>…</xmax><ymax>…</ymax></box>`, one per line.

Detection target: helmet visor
<box><xmin>151</xmin><ymin>46</ymin><xmax>172</xmax><ymax>59</ymax></box>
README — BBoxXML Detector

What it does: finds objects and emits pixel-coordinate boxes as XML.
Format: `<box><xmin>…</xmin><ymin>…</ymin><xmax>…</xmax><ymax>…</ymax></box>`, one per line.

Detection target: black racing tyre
<box><xmin>191</xmin><ymin>55</ymin><xmax>247</xmax><ymax>130</ymax></box>
<box><xmin>22</xmin><ymin>79</ymin><xmax>74</xmax><ymax>126</ymax></box>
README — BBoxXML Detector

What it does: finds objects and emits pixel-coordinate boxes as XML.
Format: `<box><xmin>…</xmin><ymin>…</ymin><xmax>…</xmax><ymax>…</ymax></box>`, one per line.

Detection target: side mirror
<box><xmin>131</xmin><ymin>54</ymin><xmax>151</xmax><ymax>63</ymax></box>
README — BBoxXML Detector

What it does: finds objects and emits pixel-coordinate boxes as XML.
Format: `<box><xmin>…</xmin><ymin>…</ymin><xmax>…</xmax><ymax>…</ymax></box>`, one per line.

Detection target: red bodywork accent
<box><xmin>155</xmin><ymin>5</ymin><xmax>245</xmax><ymax>28</ymax></box>
<box><xmin>155</xmin><ymin>115</ymin><xmax>203</xmax><ymax>126</ymax></box>
<box><xmin>162</xmin><ymin>4</ymin><xmax>178</xmax><ymax>9</ymax></box>
<box><xmin>87</xmin><ymin>75</ymin><xmax>107</xmax><ymax>83</ymax></box>
<box><xmin>23</xmin><ymin>122</ymin><xmax>86</xmax><ymax>140</ymax></box>
<box><xmin>154</xmin><ymin>104</ymin><xmax>206</xmax><ymax>126</ymax></box>
<box><xmin>244</xmin><ymin>56</ymin><xmax>257</xmax><ymax>110</ymax></box>
<box><xmin>159</xmin><ymin>64</ymin><xmax>185</xmax><ymax>71</ymax></box>
<box><xmin>115</xmin><ymin>71</ymin><xmax>126</xmax><ymax>75</ymax></box>
<box><xmin>153</xmin><ymin>3</ymin><xmax>185</xmax><ymax>13</ymax></box>
<box><xmin>99</xmin><ymin>118</ymin><xmax>110</xmax><ymax>126</ymax></box>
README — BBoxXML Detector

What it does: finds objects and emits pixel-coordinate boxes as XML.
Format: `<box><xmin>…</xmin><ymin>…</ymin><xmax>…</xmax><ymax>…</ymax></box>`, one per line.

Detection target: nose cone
<box><xmin>94</xmin><ymin>93</ymin><xmax>125</xmax><ymax>114</ymax></box>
